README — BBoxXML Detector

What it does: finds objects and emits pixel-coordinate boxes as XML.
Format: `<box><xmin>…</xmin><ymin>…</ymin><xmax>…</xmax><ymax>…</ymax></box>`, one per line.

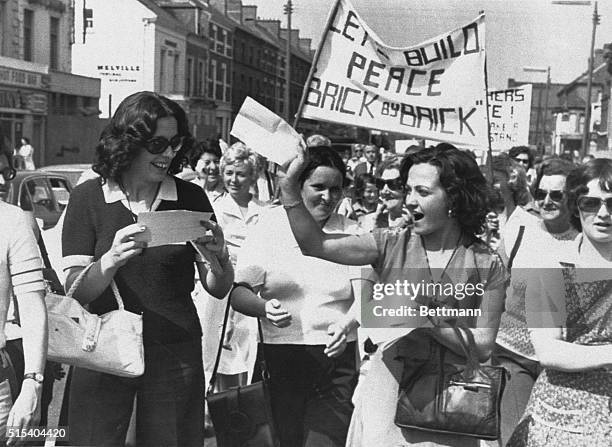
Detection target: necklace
<box><xmin>119</xmin><ymin>181</ymin><xmax>162</xmax><ymax>223</ymax></box>
<box><xmin>422</xmin><ymin>234</ymin><xmax>463</xmax><ymax>283</ymax></box>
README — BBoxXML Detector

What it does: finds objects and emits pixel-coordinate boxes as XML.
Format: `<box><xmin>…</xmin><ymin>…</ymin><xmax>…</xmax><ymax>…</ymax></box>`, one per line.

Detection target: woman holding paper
<box><xmin>278</xmin><ymin>143</ymin><xmax>507</xmax><ymax>446</ymax></box>
<box><xmin>61</xmin><ymin>91</ymin><xmax>234</xmax><ymax>447</ymax></box>
<box><xmin>230</xmin><ymin>145</ymin><xmax>362</xmax><ymax>447</ymax></box>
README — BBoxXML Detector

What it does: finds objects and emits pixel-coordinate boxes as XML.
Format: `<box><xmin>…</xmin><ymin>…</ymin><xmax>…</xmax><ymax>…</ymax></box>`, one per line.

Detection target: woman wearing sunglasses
<box><xmin>279</xmin><ymin>143</ymin><xmax>507</xmax><ymax>446</ymax></box>
<box><xmin>61</xmin><ymin>91</ymin><xmax>234</xmax><ymax>446</ymax></box>
<box><xmin>507</xmin><ymin>158</ymin><xmax>612</xmax><ymax>446</ymax></box>
<box><xmin>491</xmin><ymin>158</ymin><xmax>578</xmax><ymax>445</ymax></box>
<box><xmin>360</xmin><ymin>157</ymin><xmax>411</xmax><ymax>232</ymax></box>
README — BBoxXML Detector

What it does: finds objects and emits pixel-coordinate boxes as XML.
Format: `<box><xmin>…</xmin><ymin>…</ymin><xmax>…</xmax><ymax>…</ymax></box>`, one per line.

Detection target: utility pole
<box><xmin>542</xmin><ymin>66</ymin><xmax>551</xmax><ymax>153</ymax></box>
<box><xmin>582</xmin><ymin>1</ymin><xmax>600</xmax><ymax>157</ymax></box>
<box><xmin>284</xmin><ymin>1</ymin><xmax>293</xmax><ymax>122</ymax></box>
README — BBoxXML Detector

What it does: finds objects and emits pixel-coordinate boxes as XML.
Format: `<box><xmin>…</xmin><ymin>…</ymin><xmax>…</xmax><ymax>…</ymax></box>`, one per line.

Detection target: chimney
<box><xmin>291</xmin><ymin>29</ymin><xmax>299</xmax><ymax>45</ymax></box>
<box><xmin>257</xmin><ymin>19</ymin><xmax>281</xmax><ymax>38</ymax></box>
<box><xmin>209</xmin><ymin>0</ymin><xmax>225</xmax><ymax>13</ymax></box>
<box><xmin>226</xmin><ymin>0</ymin><xmax>242</xmax><ymax>23</ymax></box>
<box><xmin>298</xmin><ymin>37</ymin><xmax>311</xmax><ymax>54</ymax></box>
<box><xmin>242</xmin><ymin>5</ymin><xmax>257</xmax><ymax>22</ymax></box>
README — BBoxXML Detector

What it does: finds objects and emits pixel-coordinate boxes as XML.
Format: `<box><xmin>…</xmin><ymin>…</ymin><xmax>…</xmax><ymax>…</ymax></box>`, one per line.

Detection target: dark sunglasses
<box><xmin>577</xmin><ymin>196</ymin><xmax>612</xmax><ymax>213</ymax></box>
<box><xmin>144</xmin><ymin>135</ymin><xmax>184</xmax><ymax>155</ymax></box>
<box><xmin>375</xmin><ymin>177</ymin><xmax>404</xmax><ymax>191</ymax></box>
<box><xmin>1</xmin><ymin>167</ymin><xmax>16</xmax><ymax>181</ymax></box>
<box><xmin>513</xmin><ymin>157</ymin><xmax>529</xmax><ymax>165</ymax></box>
<box><xmin>535</xmin><ymin>189</ymin><xmax>564</xmax><ymax>202</ymax></box>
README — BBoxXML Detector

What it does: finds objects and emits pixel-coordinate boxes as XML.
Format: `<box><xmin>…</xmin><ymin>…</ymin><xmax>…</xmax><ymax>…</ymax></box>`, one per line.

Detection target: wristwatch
<box><xmin>23</xmin><ymin>372</ymin><xmax>44</xmax><ymax>384</ymax></box>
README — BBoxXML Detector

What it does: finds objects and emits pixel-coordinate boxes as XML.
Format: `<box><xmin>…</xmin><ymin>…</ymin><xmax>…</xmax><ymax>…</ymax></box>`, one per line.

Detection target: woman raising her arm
<box><xmin>279</xmin><ymin>143</ymin><xmax>507</xmax><ymax>446</ymax></box>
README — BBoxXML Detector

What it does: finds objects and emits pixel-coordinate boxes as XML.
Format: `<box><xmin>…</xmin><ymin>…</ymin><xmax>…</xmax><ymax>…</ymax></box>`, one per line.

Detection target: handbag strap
<box><xmin>507</xmin><ymin>225</ymin><xmax>525</xmax><ymax>271</ymax></box>
<box><xmin>449</xmin><ymin>325</ymin><xmax>480</xmax><ymax>379</ymax></box>
<box><xmin>66</xmin><ymin>264</ymin><xmax>124</xmax><ymax>310</ymax></box>
<box><xmin>207</xmin><ymin>284</ymin><xmax>268</xmax><ymax>394</ymax></box>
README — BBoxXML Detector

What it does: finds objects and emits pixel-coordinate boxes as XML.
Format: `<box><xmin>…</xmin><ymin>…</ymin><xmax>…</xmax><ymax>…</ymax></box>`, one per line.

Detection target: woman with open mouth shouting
<box><xmin>279</xmin><ymin>142</ymin><xmax>507</xmax><ymax>446</ymax></box>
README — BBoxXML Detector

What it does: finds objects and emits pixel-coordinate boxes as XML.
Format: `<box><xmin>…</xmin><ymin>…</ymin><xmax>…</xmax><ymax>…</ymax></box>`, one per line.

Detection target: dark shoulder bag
<box><xmin>206</xmin><ymin>285</ymin><xmax>280</xmax><ymax>447</ymax></box>
<box><xmin>394</xmin><ymin>326</ymin><xmax>506</xmax><ymax>440</ymax></box>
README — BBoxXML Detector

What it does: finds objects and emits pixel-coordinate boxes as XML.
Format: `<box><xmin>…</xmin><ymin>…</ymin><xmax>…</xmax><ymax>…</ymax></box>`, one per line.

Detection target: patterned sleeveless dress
<box><xmin>507</xmin><ymin>261</ymin><xmax>612</xmax><ymax>446</ymax></box>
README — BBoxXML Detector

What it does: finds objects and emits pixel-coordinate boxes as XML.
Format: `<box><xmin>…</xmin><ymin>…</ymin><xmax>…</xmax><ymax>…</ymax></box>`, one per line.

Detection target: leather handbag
<box><xmin>45</xmin><ymin>264</ymin><xmax>144</xmax><ymax>378</ymax></box>
<box><xmin>394</xmin><ymin>326</ymin><xmax>506</xmax><ymax>440</ymax></box>
<box><xmin>206</xmin><ymin>286</ymin><xmax>280</xmax><ymax>447</ymax></box>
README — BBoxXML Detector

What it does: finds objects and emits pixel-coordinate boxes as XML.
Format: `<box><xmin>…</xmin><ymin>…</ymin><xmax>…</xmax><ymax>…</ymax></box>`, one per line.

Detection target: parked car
<box><xmin>1</xmin><ymin>170</ymin><xmax>72</xmax><ymax>230</ymax></box>
<box><xmin>39</xmin><ymin>163</ymin><xmax>92</xmax><ymax>188</ymax></box>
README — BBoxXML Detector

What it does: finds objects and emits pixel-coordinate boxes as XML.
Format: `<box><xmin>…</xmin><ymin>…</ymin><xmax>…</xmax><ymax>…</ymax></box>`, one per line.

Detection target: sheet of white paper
<box><xmin>134</xmin><ymin>210</ymin><xmax>213</xmax><ymax>247</ymax></box>
<box><xmin>230</xmin><ymin>96</ymin><xmax>301</xmax><ymax>166</ymax></box>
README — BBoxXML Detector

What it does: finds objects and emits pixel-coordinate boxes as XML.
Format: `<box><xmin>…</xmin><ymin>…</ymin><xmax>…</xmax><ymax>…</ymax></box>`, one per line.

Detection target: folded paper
<box><xmin>230</xmin><ymin>96</ymin><xmax>302</xmax><ymax>166</ymax></box>
<box><xmin>135</xmin><ymin>210</ymin><xmax>213</xmax><ymax>247</ymax></box>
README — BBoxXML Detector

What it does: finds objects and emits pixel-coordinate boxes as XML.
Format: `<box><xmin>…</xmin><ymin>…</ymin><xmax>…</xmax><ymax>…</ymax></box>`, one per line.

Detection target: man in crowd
<box><xmin>353</xmin><ymin>144</ymin><xmax>381</xmax><ymax>177</ymax></box>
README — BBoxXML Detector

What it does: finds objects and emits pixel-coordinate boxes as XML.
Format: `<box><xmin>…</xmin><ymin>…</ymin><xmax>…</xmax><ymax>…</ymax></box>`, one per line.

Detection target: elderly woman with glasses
<box><xmin>61</xmin><ymin>91</ymin><xmax>234</xmax><ymax>446</ymax></box>
<box><xmin>491</xmin><ymin>158</ymin><xmax>578</xmax><ymax>445</ymax></box>
<box><xmin>507</xmin><ymin>158</ymin><xmax>612</xmax><ymax>446</ymax></box>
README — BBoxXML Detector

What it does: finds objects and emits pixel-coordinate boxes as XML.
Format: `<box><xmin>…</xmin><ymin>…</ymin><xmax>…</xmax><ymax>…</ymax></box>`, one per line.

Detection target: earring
<box><xmin>448</xmin><ymin>209</ymin><xmax>455</xmax><ymax>218</ymax></box>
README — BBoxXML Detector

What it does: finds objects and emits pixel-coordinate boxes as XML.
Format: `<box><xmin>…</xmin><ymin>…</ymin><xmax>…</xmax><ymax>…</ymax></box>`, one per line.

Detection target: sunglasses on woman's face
<box><xmin>144</xmin><ymin>135</ymin><xmax>184</xmax><ymax>155</ymax></box>
<box><xmin>534</xmin><ymin>189</ymin><xmax>564</xmax><ymax>202</ymax></box>
<box><xmin>375</xmin><ymin>177</ymin><xmax>404</xmax><ymax>191</ymax></box>
<box><xmin>577</xmin><ymin>196</ymin><xmax>612</xmax><ymax>213</ymax></box>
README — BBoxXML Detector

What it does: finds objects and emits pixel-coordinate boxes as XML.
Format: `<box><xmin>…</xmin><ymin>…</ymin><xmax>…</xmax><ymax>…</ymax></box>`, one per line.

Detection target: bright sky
<box><xmin>249</xmin><ymin>0</ymin><xmax>612</xmax><ymax>89</ymax></box>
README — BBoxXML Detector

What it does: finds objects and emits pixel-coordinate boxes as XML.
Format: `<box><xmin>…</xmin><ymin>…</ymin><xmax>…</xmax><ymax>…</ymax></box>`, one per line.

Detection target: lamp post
<box><xmin>552</xmin><ymin>1</ymin><xmax>600</xmax><ymax>157</ymax></box>
<box><xmin>284</xmin><ymin>1</ymin><xmax>293</xmax><ymax>122</ymax></box>
<box><xmin>524</xmin><ymin>66</ymin><xmax>551</xmax><ymax>153</ymax></box>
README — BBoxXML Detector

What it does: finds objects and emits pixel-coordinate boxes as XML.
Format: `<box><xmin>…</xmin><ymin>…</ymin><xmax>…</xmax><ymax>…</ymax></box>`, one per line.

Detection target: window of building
<box><xmin>208</xmin><ymin>59</ymin><xmax>216</xmax><ymax>100</ymax></box>
<box><xmin>173</xmin><ymin>53</ymin><xmax>179</xmax><ymax>93</ymax></box>
<box><xmin>23</xmin><ymin>9</ymin><xmax>34</xmax><ymax>61</ymax></box>
<box><xmin>216</xmin><ymin>62</ymin><xmax>225</xmax><ymax>101</ymax></box>
<box><xmin>186</xmin><ymin>57</ymin><xmax>193</xmax><ymax>96</ymax></box>
<box><xmin>84</xmin><ymin>8</ymin><xmax>93</xmax><ymax>28</ymax></box>
<box><xmin>160</xmin><ymin>49</ymin><xmax>166</xmax><ymax>92</ymax></box>
<box><xmin>209</xmin><ymin>23</ymin><xmax>215</xmax><ymax>40</ymax></box>
<box><xmin>226</xmin><ymin>33</ymin><xmax>233</xmax><ymax>57</ymax></box>
<box><xmin>50</xmin><ymin>17</ymin><xmax>59</xmax><ymax>70</ymax></box>
<box><xmin>198</xmin><ymin>59</ymin><xmax>205</xmax><ymax>96</ymax></box>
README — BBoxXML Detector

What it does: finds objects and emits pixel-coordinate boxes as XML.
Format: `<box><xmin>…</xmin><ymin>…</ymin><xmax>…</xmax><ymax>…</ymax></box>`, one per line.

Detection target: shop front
<box><xmin>0</xmin><ymin>59</ymin><xmax>49</xmax><ymax>167</ymax></box>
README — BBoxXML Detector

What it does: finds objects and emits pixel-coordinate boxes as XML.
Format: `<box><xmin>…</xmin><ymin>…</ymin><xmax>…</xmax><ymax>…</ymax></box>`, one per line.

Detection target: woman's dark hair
<box><xmin>299</xmin><ymin>146</ymin><xmax>347</xmax><ymax>187</ymax></box>
<box><xmin>400</xmin><ymin>143</ymin><xmax>489</xmax><ymax>237</ymax></box>
<box><xmin>508</xmin><ymin>146</ymin><xmax>534</xmax><ymax>169</ymax></box>
<box><xmin>187</xmin><ymin>138</ymin><xmax>222</xmax><ymax>170</ymax></box>
<box><xmin>21</xmin><ymin>136</ymin><xmax>30</xmax><ymax>144</ymax></box>
<box><xmin>566</xmin><ymin>158</ymin><xmax>612</xmax><ymax>231</ymax></box>
<box><xmin>353</xmin><ymin>173</ymin><xmax>377</xmax><ymax>200</ymax></box>
<box><xmin>533</xmin><ymin>158</ymin><xmax>576</xmax><ymax>191</ymax></box>
<box><xmin>93</xmin><ymin>91</ymin><xmax>193</xmax><ymax>182</ymax></box>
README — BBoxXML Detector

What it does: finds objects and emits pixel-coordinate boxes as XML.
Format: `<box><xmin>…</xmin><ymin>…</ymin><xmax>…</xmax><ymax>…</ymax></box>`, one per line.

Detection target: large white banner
<box><xmin>300</xmin><ymin>0</ymin><xmax>488</xmax><ymax>148</ymax></box>
<box><xmin>488</xmin><ymin>84</ymin><xmax>532</xmax><ymax>151</ymax></box>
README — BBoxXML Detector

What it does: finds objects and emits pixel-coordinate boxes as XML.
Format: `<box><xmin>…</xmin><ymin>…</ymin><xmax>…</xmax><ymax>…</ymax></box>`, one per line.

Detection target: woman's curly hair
<box><xmin>400</xmin><ymin>143</ymin><xmax>490</xmax><ymax>237</ymax></box>
<box><xmin>566</xmin><ymin>158</ymin><xmax>612</xmax><ymax>231</ymax></box>
<box><xmin>92</xmin><ymin>91</ymin><xmax>194</xmax><ymax>182</ymax></box>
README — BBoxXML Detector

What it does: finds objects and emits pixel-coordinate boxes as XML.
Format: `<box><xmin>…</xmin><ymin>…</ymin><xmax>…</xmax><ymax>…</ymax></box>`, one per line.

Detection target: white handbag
<box><xmin>46</xmin><ymin>264</ymin><xmax>144</xmax><ymax>377</ymax></box>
